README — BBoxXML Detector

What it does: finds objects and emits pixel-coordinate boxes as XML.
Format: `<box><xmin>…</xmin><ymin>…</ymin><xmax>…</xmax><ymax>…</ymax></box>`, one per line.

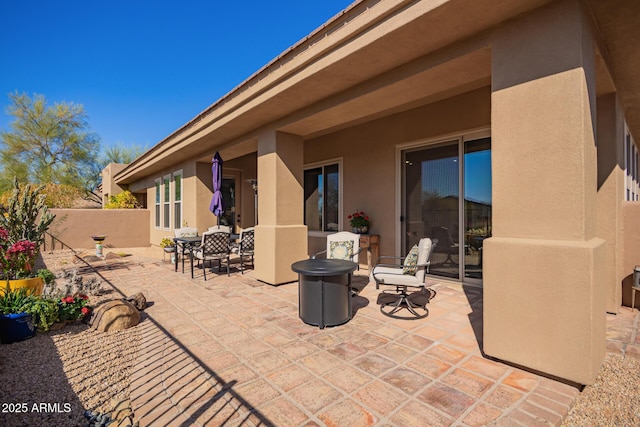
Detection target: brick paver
<box><xmin>73</xmin><ymin>248</ymin><xmax>640</xmax><ymax>426</ymax></box>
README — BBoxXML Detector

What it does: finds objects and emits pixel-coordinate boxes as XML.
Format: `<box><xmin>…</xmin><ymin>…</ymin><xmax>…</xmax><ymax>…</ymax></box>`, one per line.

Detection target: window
<box><xmin>625</xmin><ymin>123</ymin><xmax>639</xmax><ymax>202</ymax></box>
<box><xmin>163</xmin><ymin>175</ymin><xmax>171</xmax><ymax>229</ymax></box>
<box><xmin>173</xmin><ymin>171</ymin><xmax>182</xmax><ymax>229</ymax></box>
<box><xmin>155</xmin><ymin>172</ymin><xmax>184</xmax><ymax>229</ymax></box>
<box><xmin>304</xmin><ymin>161</ymin><xmax>340</xmax><ymax>232</ymax></box>
<box><xmin>154</xmin><ymin>179</ymin><xmax>161</xmax><ymax>228</ymax></box>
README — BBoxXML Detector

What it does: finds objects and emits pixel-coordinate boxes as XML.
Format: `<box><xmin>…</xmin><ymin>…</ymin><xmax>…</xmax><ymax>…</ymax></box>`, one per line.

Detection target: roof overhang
<box><xmin>114</xmin><ymin>0</ymin><xmax>640</xmax><ymax>184</ymax></box>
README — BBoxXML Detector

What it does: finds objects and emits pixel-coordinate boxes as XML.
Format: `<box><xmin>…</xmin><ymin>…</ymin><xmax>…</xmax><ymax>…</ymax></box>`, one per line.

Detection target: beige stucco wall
<box><xmin>484</xmin><ymin>0</ymin><xmax>605</xmax><ymax>385</ymax></box>
<box><xmin>622</xmin><ymin>203</ymin><xmax>640</xmax><ymax>309</ymax></box>
<box><xmin>596</xmin><ymin>93</ymin><xmax>625</xmax><ymax>313</ymax></box>
<box><xmin>48</xmin><ymin>209</ymin><xmax>149</xmax><ymax>249</ymax></box>
<box><xmin>255</xmin><ymin>131</ymin><xmax>308</xmax><ymax>285</ymax></box>
<box><xmin>305</xmin><ymin>86</ymin><xmax>491</xmax><ymax>259</ymax></box>
<box><xmin>101</xmin><ymin>163</ymin><xmax>128</xmax><ymax>205</ymax></box>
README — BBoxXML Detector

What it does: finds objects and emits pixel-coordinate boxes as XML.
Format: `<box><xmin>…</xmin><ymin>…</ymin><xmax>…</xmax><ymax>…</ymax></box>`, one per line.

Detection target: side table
<box><xmin>359</xmin><ymin>234</ymin><xmax>380</xmax><ymax>270</ymax></box>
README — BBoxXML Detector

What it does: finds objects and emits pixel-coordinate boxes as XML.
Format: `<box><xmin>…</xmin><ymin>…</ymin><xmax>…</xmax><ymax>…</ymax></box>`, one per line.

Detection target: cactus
<box><xmin>0</xmin><ymin>177</ymin><xmax>55</xmax><ymax>248</ymax></box>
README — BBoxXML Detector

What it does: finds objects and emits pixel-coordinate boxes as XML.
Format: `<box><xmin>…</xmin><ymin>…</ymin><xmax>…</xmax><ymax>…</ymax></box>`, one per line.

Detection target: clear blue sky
<box><xmin>0</xmin><ymin>0</ymin><xmax>354</xmax><ymax>153</ymax></box>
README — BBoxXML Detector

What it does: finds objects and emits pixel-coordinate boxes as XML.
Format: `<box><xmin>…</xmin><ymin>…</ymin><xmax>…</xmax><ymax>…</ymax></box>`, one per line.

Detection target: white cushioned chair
<box><xmin>312</xmin><ymin>231</ymin><xmax>362</xmax><ymax>265</ymax></box>
<box><xmin>371</xmin><ymin>238</ymin><xmax>434</xmax><ymax>318</ymax></box>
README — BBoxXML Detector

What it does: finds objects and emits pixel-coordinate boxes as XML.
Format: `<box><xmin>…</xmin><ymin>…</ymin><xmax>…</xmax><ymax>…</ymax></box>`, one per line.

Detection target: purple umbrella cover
<box><xmin>209</xmin><ymin>152</ymin><xmax>224</xmax><ymax>217</ymax></box>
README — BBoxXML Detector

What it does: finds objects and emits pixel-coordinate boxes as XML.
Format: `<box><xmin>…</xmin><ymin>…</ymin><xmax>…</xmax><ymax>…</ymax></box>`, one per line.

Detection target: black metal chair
<box><xmin>194</xmin><ymin>231</ymin><xmax>230</xmax><ymax>279</ymax></box>
<box><xmin>232</xmin><ymin>227</ymin><xmax>255</xmax><ymax>274</ymax></box>
<box><xmin>173</xmin><ymin>227</ymin><xmax>199</xmax><ymax>273</ymax></box>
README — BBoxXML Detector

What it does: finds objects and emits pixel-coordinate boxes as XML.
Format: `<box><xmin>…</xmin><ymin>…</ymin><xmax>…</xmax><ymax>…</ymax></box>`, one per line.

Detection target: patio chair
<box><xmin>174</xmin><ymin>227</ymin><xmax>199</xmax><ymax>272</ymax></box>
<box><xmin>372</xmin><ymin>238</ymin><xmax>434</xmax><ymax>318</ymax></box>
<box><xmin>231</xmin><ymin>227</ymin><xmax>254</xmax><ymax>274</ymax></box>
<box><xmin>194</xmin><ymin>230</ymin><xmax>230</xmax><ymax>279</ymax></box>
<box><xmin>312</xmin><ymin>231</ymin><xmax>362</xmax><ymax>266</ymax></box>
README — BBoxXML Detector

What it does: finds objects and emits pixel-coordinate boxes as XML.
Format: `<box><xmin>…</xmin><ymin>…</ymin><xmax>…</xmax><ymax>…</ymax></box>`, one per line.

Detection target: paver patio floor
<box><xmin>81</xmin><ymin>248</ymin><xmax>638</xmax><ymax>426</ymax></box>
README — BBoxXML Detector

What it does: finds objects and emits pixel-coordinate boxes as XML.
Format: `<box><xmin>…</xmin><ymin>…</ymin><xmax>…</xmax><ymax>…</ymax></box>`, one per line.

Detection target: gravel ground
<box><xmin>0</xmin><ymin>248</ymin><xmax>638</xmax><ymax>426</ymax></box>
<box><xmin>561</xmin><ymin>353</ymin><xmax>640</xmax><ymax>426</ymax></box>
<box><xmin>0</xmin><ymin>250</ymin><xmax>141</xmax><ymax>427</ymax></box>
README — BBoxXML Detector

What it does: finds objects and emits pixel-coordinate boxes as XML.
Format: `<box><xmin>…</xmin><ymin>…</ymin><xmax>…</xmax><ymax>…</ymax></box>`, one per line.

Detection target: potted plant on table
<box><xmin>348</xmin><ymin>210</ymin><xmax>371</xmax><ymax>234</ymax></box>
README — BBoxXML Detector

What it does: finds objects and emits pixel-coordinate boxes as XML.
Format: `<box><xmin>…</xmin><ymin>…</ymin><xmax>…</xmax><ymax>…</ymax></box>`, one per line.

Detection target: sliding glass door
<box><xmin>402</xmin><ymin>135</ymin><xmax>491</xmax><ymax>284</ymax></box>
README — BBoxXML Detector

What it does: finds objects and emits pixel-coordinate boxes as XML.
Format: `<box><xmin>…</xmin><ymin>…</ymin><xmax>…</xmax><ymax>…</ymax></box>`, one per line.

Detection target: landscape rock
<box><xmin>126</xmin><ymin>292</ymin><xmax>147</xmax><ymax>311</ymax></box>
<box><xmin>90</xmin><ymin>300</ymin><xmax>141</xmax><ymax>332</ymax></box>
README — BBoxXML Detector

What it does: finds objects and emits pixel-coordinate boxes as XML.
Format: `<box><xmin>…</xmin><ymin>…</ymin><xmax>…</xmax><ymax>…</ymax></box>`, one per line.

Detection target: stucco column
<box><xmin>485</xmin><ymin>0</ymin><xmax>605</xmax><ymax>385</ymax></box>
<box><xmin>596</xmin><ymin>94</ymin><xmax>625</xmax><ymax>314</ymax></box>
<box><xmin>254</xmin><ymin>130</ymin><xmax>308</xmax><ymax>285</ymax></box>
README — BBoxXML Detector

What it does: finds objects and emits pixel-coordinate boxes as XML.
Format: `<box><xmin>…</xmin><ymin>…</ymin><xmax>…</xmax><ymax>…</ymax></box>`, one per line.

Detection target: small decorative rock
<box><xmin>126</xmin><ymin>292</ymin><xmax>147</xmax><ymax>311</ymax></box>
<box><xmin>89</xmin><ymin>300</ymin><xmax>141</xmax><ymax>332</ymax></box>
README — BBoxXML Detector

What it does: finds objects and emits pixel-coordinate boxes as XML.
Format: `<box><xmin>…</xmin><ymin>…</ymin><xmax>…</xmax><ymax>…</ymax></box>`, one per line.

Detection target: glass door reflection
<box><xmin>463</xmin><ymin>138</ymin><xmax>492</xmax><ymax>281</ymax></box>
<box><xmin>402</xmin><ymin>136</ymin><xmax>491</xmax><ymax>283</ymax></box>
<box><xmin>404</xmin><ymin>142</ymin><xmax>460</xmax><ymax>279</ymax></box>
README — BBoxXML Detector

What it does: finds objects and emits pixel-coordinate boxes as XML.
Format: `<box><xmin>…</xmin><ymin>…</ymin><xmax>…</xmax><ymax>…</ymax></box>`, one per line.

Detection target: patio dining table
<box><xmin>174</xmin><ymin>233</ymin><xmax>240</xmax><ymax>278</ymax></box>
<box><xmin>173</xmin><ymin>235</ymin><xmax>201</xmax><ymax>276</ymax></box>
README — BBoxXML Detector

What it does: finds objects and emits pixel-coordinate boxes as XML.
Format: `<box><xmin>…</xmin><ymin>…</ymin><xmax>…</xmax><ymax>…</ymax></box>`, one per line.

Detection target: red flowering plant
<box><xmin>58</xmin><ymin>294</ymin><xmax>92</xmax><ymax>322</ymax></box>
<box><xmin>348</xmin><ymin>211</ymin><xmax>371</xmax><ymax>229</ymax></box>
<box><xmin>0</xmin><ymin>226</ymin><xmax>39</xmax><ymax>281</ymax></box>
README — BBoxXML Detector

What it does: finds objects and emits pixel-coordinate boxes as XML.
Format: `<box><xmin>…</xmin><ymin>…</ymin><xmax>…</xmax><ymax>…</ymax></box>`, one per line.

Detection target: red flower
<box><xmin>81</xmin><ymin>307</ymin><xmax>90</xmax><ymax>316</ymax></box>
<box><xmin>62</xmin><ymin>296</ymin><xmax>75</xmax><ymax>304</ymax></box>
<box><xmin>365</xmin><ymin>216</ymin><xmax>370</xmax><ymax>220</ymax></box>
<box><xmin>79</xmin><ymin>294</ymin><xmax>89</xmax><ymax>300</ymax></box>
<box><xmin>347</xmin><ymin>215</ymin><xmax>352</xmax><ymax>219</ymax></box>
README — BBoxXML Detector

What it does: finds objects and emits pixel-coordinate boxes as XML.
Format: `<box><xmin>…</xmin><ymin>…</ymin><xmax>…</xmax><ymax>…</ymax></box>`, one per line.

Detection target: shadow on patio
<box><xmin>51</xmin><ymin>248</ymin><xmax>603</xmax><ymax>426</ymax></box>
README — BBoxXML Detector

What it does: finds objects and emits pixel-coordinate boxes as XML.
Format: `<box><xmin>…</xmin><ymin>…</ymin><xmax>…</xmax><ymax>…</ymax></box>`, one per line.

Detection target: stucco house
<box><xmin>102</xmin><ymin>0</ymin><xmax>640</xmax><ymax>385</ymax></box>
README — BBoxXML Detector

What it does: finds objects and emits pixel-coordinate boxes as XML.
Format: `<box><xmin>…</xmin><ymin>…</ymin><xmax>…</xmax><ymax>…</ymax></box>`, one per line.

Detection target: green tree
<box><xmin>0</xmin><ymin>92</ymin><xmax>100</xmax><ymax>193</ymax></box>
<box><xmin>80</xmin><ymin>143</ymin><xmax>147</xmax><ymax>206</ymax></box>
<box><xmin>102</xmin><ymin>144</ymin><xmax>146</xmax><ymax>164</ymax></box>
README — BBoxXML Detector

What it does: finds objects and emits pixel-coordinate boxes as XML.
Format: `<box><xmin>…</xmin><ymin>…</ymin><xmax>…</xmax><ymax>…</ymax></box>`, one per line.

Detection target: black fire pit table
<box><xmin>291</xmin><ymin>258</ymin><xmax>358</xmax><ymax>329</ymax></box>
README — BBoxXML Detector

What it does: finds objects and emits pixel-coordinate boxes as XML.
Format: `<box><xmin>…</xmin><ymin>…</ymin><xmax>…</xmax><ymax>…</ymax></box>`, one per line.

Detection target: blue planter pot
<box><xmin>0</xmin><ymin>312</ymin><xmax>36</xmax><ymax>344</ymax></box>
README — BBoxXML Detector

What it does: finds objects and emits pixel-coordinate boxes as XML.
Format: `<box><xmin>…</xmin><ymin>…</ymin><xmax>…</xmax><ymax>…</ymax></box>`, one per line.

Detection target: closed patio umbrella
<box><xmin>209</xmin><ymin>151</ymin><xmax>224</xmax><ymax>224</ymax></box>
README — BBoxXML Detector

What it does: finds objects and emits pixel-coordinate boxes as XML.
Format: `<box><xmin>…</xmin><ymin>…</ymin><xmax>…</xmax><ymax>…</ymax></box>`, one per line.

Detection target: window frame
<box><xmin>163</xmin><ymin>174</ymin><xmax>171</xmax><ymax>230</ymax></box>
<box><xmin>154</xmin><ymin>178</ymin><xmax>161</xmax><ymax>229</ymax></box>
<box><xmin>303</xmin><ymin>158</ymin><xmax>343</xmax><ymax>237</ymax></box>
<box><xmin>173</xmin><ymin>170</ymin><xmax>183</xmax><ymax>229</ymax></box>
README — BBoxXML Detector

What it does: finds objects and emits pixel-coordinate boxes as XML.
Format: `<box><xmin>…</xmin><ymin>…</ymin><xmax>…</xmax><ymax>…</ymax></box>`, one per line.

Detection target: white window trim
<box><xmin>154</xmin><ymin>178</ymin><xmax>161</xmax><ymax>229</ymax></box>
<box><xmin>304</xmin><ymin>157</ymin><xmax>343</xmax><ymax>237</ymax></box>
<box><xmin>173</xmin><ymin>170</ymin><xmax>183</xmax><ymax>229</ymax></box>
<box><xmin>163</xmin><ymin>174</ymin><xmax>171</xmax><ymax>230</ymax></box>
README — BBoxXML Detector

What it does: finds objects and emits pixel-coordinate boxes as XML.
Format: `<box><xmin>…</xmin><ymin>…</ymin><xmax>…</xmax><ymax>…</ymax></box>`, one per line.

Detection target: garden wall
<box><xmin>46</xmin><ymin>209</ymin><xmax>150</xmax><ymax>250</ymax></box>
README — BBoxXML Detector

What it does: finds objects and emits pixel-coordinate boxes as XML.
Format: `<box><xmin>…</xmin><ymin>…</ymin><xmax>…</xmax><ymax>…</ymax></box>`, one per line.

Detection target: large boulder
<box><xmin>90</xmin><ymin>300</ymin><xmax>140</xmax><ymax>332</ymax></box>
